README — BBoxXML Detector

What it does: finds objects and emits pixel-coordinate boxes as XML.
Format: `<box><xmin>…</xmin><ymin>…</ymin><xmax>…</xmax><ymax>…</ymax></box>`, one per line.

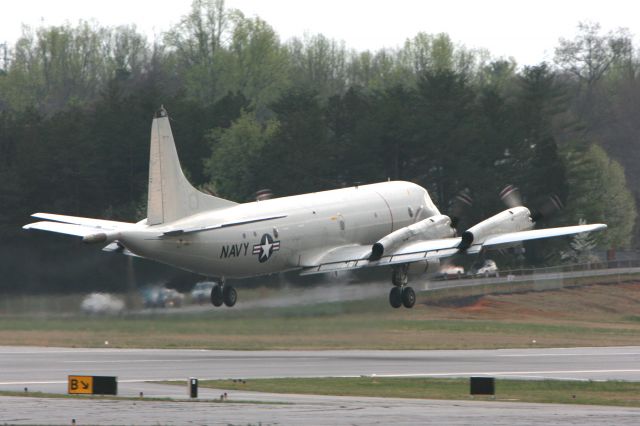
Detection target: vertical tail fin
<box><xmin>146</xmin><ymin>107</ymin><xmax>236</xmax><ymax>225</ymax></box>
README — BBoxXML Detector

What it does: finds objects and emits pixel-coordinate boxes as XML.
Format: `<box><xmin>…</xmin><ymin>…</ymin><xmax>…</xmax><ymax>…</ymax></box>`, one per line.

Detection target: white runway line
<box><xmin>497</xmin><ymin>352</ymin><xmax>640</xmax><ymax>357</ymax></box>
<box><xmin>369</xmin><ymin>369</ymin><xmax>640</xmax><ymax>378</ymax></box>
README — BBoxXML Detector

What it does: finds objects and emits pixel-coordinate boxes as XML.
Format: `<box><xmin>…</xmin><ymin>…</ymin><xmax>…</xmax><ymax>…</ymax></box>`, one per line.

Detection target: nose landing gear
<box><xmin>389</xmin><ymin>265</ymin><xmax>416</xmax><ymax>309</ymax></box>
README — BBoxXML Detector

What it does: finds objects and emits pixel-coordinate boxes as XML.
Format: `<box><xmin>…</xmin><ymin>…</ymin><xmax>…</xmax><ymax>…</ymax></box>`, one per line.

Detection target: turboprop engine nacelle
<box><xmin>458</xmin><ymin>206</ymin><xmax>533</xmax><ymax>251</ymax></box>
<box><xmin>370</xmin><ymin>215</ymin><xmax>455</xmax><ymax>260</ymax></box>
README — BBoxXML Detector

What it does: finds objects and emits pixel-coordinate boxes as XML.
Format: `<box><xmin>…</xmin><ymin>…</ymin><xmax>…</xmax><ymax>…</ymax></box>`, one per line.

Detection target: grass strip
<box><xmin>181</xmin><ymin>377</ymin><xmax>640</xmax><ymax>407</ymax></box>
<box><xmin>2</xmin><ymin>280</ymin><xmax>640</xmax><ymax>350</ymax></box>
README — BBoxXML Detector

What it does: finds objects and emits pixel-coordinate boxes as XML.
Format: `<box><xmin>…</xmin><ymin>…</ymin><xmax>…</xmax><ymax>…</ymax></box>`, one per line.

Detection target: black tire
<box><xmin>223</xmin><ymin>285</ymin><xmax>237</xmax><ymax>307</ymax></box>
<box><xmin>389</xmin><ymin>287</ymin><xmax>402</xmax><ymax>308</ymax></box>
<box><xmin>210</xmin><ymin>285</ymin><xmax>223</xmax><ymax>307</ymax></box>
<box><xmin>401</xmin><ymin>286</ymin><xmax>416</xmax><ymax>308</ymax></box>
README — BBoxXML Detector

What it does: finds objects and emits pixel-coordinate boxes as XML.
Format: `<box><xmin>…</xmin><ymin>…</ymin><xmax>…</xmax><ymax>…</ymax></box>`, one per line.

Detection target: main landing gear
<box><xmin>389</xmin><ymin>264</ymin><xmax>416</xmax><ymax>309</ymax></box>
<box><xmin>210</xmin><ymin>279</ymin><xmax>237</xmax><ymax>307</ymax></box>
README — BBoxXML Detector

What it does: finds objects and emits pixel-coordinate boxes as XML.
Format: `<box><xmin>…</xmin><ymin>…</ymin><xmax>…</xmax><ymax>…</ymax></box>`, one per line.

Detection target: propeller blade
<box><xmin>531</xmin><ymin>194</ymin><xmax>563</xmax><ymax>222</ymax></box>
<box><xmin>499</xmin><ymin>185</ymin><xmax>522</xmax><ymax>208</ymax></box>
<box><xmin>449</xmin><ymin>188</ymin><xmax>473</xmax><ymax>229</ymax></box>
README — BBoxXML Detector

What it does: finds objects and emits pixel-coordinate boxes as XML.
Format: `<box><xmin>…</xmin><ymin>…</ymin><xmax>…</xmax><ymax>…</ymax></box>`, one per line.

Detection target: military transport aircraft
<box><xmin>23</xmin><ymin>108</ymin><xmax>607</xmax><ymax>309</ymax></box>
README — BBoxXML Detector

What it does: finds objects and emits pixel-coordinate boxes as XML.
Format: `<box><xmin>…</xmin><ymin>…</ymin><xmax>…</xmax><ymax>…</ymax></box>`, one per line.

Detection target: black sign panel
<box><xmin>470</xmin><ymin>377</ymin><xmax>495</xmax><ymax>395</ymax></box>
<box><xmin>92</xmin><ymin>376</ymin><xmax>118</xmax><ymax>395</ymax></box>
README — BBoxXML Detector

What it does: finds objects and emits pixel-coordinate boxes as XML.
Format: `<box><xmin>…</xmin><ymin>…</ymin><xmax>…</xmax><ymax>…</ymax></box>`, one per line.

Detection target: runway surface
<box><xmin>1</xmin><ymin>346</ymin><xmax>640</xmax><ymax>424</ymax></box>
<box><xmin>3</xmin><ymin>345</ymin><xmax>640</xmax><ymax>390</ymax></box>
<box><xmin>3</xmin><ymin>394</ymin><xmax>640</xmax><ymax>426</ymax></box>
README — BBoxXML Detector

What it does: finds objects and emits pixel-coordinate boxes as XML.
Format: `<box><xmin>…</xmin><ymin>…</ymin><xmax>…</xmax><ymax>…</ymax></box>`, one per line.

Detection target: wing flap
<box><xmin>299</xmin><ymin>239</ymin><xmax>461</xmax><ymax>276</ymax></box>
<box><xmin>392</xmin><ymin>238</ymin><xmax>462</xmax><ymax>256</ymax></box>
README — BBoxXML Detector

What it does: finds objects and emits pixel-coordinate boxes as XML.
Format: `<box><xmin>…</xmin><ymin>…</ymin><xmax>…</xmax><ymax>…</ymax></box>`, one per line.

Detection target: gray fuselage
<box><xmin>120</xmin><ymin>181</ymin><xmax>439</xmax><ymax>278</ymax></box>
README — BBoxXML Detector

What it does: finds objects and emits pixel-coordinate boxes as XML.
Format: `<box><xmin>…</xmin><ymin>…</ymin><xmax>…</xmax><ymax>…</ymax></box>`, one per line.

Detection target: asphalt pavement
<box><xmin>2</xmin><ymin>346</ymin><xmax>640</xmax><ymax>424</ymax></box>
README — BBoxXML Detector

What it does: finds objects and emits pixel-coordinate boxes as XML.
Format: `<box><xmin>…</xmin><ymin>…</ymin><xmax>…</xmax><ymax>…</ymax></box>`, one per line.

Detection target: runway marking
<box><xmin>497</xmin><ymin>352</ymin><xmax>640</xmax><ymax>357</ymax></box>
<box><xmin>62</xmin><ymin>359</ymin><xmax>202</xmax><ymax>363</ymax></box>
<box><xmin>0</xmin><ymin>349</ymin><xmax>211</xmax><ymax>355</ymax></box>
<box><xmin>368</xmin><ymin>369</ymin><xmax>640</xmax><ymax>378</ymax></box>
<box><xmin>0</xmin><ymin>381</ymin><xmax>68</xmax><ymax>385</ymax></box>
<box><xmin>0</xmin><ymin>378</ymin><xmax>190</xmax><ymax>386</ymax></box>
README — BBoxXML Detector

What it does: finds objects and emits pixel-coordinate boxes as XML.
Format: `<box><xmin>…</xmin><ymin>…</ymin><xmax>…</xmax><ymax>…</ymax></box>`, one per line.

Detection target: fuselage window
<box><xmin>273</xmin><ymin>227</ymin><xmax>279</xmax><ymax>238</ymax></box>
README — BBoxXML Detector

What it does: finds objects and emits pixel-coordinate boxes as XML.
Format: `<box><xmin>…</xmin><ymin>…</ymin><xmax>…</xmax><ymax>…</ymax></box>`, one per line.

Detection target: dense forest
<box><xmin>0</xmin><ymin>0</ymin><xmax>638</xmax><ymax>293</ymax></box>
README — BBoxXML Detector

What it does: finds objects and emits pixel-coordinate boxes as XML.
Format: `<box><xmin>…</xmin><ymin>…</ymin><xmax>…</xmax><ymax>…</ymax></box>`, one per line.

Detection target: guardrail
<box><xmin>501</xmin><ymin>259</ymin><xmax>640</xmax><ymax>277</ymax></box>
<box><xmin>426</xmin><ymin>258</ymin><xmax>640</xmax><ymax>297</ymax></box>
<box><xmin>437</xmin><ymin>259</ymin><xmax>640</xmax><ymax>281</ymax></box>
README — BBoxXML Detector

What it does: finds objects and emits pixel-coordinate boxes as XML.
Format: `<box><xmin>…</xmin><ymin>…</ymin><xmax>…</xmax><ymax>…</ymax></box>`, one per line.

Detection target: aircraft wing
<box><xmin>480</xmin><ymin>224</ymin><xmax>607</xmax><ymax>248</ymax></box>
<box><xmin>299</xmin><ymin>238</ymin><xmax>461</xmax><ymax>275</ymax></box>
<box><xmin>300</xmin><ymin>223</ymin><xmax>607</xmax><ymax>276</ymax></box>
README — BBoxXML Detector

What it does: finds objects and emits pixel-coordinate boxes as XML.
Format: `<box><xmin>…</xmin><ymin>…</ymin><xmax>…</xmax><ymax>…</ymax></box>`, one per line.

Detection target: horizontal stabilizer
<box><xmin>23</xmin><ymin>221</ymin><xmax>106</xmax><ymax>237</ymax></box>
<box><xmin>31</xmin><ymin>213</ymin><xmax>133</xmax><ymax>230</ymax></box>
<box><xmin>24</xmin><ymin>213</ymin><xmax>136</xmax><ymax>244</ymax></box>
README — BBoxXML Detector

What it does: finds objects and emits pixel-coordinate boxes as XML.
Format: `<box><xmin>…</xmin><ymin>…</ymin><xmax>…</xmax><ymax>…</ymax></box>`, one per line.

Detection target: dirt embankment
<box><xmin>425</xmin><ymin>281</ymin><xmax>640</xmax><ymax>325</ymax></box>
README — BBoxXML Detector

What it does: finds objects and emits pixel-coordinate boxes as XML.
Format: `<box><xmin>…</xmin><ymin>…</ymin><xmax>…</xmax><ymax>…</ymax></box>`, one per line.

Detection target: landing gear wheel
<box><xmin>389</xmin><ymin>287</ymin><xmax>402</xmax><ymax>308</ymax></box>
<box><xmin>401</xmin><ymin>286</ymin><xmax>416</xmax><ymax>308</ymax></box>
<box><xmin>223</xmin><ymin>285</ymin><xmax>237</xmax><ymax>307</ymax></box>
<box><xmin>210</xmin><ymin>285</ymin><xmax>223</xmax><ymax>307</ymax></box>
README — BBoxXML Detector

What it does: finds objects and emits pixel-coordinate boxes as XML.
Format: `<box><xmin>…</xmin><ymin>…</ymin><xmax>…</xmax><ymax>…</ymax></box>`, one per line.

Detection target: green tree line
<box><xmin>0</xmin><ymin>1</ymin><xmax>637</xmax><ymax>293</ymax></box>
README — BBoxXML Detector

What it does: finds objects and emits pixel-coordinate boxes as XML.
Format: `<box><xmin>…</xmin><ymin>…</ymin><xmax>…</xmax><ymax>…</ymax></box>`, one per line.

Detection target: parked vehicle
<box><xmin>438</xmin><ymin>265</ymin><xmax>465</xmax><ymax>280</ymax></box>
<box><xmin>475</xmin><ymin>260</ymin><xmax>499</xmax><ymax>277</ymax></box>
<box><xmin>191</xmin><ymin>281</ymin><xmax>216</xmax><ymax>304</ymax></box>
<box><xmin>81</xmin><ymin>293</ymin><xmax>124</xmax><ymax>315</ymax></box>
<box><xmin>141</xmin><ymin>286</ymin><xmax>184</xmax><ymax>308</ymax></box>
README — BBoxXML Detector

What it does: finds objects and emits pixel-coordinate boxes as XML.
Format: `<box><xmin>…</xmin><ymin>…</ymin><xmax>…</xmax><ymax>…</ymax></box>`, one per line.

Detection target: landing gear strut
<box><xmin>210</xmin><ymin>279</ymin><xmax>238</xmax><ymax>308</ymax></box>
<box><xmin>389</xmin><ymin>265</ymin><xmax>415</xmax><ymax>309</ymax></box>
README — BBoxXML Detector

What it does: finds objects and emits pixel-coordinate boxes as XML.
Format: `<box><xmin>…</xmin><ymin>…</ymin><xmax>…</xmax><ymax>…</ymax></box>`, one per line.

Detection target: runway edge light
<box><xmin>189</xmin><ymin>377</ymin><xmax>198</xmax><ymax>398</ymax></box>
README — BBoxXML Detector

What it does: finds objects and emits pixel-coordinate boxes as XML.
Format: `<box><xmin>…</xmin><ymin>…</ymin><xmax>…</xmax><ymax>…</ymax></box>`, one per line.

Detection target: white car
<box><xmin>191</xmin><ymin>281</ymin><xmax>217</xmax><ymax>304</ymax></box>
<box><xmin>438</xmin><ymin>265</ymin><xmax>465</xmax><ymax>279</ymax></box>
<box><xmin>81</xmin><ymin>293</ymin><xmax>125</xmax><ymax>315</ymax></box>
<box><xmin>475</xmin><ymin>260</ymin><xmax>499</xmax><ymax>278</ymax></box>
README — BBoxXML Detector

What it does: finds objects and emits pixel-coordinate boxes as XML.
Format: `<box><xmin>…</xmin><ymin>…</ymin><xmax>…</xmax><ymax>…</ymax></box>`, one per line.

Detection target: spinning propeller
<box><xmin>499</xmin><ymin>184</ymin><xmax>563</xmax><ymax>223</ymax></box>
<box><xmin>448</xmin><ymin>188</ymin><xmax>473</xmax><ymax>232</ymax></box>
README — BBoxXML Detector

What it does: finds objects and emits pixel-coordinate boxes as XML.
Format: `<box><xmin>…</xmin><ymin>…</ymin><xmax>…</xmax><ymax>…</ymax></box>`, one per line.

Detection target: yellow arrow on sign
<box><xmin>68</xmin><ymin>375</ymin><xmax>93</xmax><ymax>394</ymax></box>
